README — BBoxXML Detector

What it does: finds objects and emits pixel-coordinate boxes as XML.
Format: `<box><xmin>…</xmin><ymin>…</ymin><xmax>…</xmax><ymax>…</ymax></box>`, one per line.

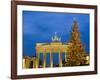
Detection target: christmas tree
<box><xmin>65</xmin><ymin>18</ymin><xmax>88</xmax><ymax>66</ymax></box>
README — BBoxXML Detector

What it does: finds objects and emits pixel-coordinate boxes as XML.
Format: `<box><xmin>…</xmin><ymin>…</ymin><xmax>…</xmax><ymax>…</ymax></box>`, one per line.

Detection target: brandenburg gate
<box><xmin>35</xmin><ymin>32</ymin><xmax>70</xmax><ymax>68</ymax></box>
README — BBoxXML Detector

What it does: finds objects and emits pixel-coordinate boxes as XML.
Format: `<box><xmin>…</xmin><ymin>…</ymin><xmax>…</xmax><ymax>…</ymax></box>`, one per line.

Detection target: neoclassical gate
<box><xmin>35</xmin><ymin>42</ymin><xmax>69</xmax><ymax>68</ymax></box>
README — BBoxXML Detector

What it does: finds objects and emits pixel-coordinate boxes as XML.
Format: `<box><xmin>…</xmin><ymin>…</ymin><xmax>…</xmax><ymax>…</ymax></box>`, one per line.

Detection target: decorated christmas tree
<box><xmin>65</xmin><ymin>18</ymin><xmax>88</xmax><ymax>66</ymax></box>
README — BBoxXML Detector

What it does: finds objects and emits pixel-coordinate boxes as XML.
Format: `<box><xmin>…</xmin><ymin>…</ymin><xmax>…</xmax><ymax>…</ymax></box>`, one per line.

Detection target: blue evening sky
<box><xmin>22</xmin><ymin>11</ymin><xmax>90</xmax><ymax>64</ymax></box>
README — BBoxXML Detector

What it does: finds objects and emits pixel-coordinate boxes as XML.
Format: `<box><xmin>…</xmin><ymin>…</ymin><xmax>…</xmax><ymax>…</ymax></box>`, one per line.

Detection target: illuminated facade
<box><xmin>23</xmin><ymin>56</ymin><xmax>36</xmax><ymax>68</ymax></box>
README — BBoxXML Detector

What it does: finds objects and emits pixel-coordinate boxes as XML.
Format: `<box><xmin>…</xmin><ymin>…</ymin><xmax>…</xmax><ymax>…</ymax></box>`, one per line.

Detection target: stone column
<box><xmin>50</xmin><ymin>52</ymin><xmax>53</xmax><ymax>67</ymax></box>
<box><xmin>36</xmin><ymin>53</ymin><xmax>39</xmax><ymax>68</ymax></box>
<box><xmin>43</xmin><ymin>53</ymin><xmax>46</xmax><ymax>68</ymax></box>
<box><xmin>59</xmin><ymin>52</ymin><xmax>62</xmax><ymax>67</ymax></box>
